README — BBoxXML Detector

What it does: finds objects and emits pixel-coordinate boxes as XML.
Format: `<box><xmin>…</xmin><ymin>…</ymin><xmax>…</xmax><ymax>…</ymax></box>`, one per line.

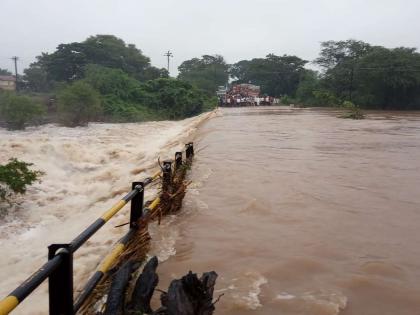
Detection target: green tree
<box><xmin>354</xmin><ymin>47</ymin><xmax>420</xmax><ymax>109</ymax></box>
<box><xmin>82</xmin><ymin>65</ymin><xmax>208</xmax><ymax>121</ymax></box>
<box><xmin>83</xmin><ymin>64</ymin><xmax>149</xmax><ymax>121</ymax></box>
<box><xmin>0</xmin><ymin>159</ymin><xmax>43</xmax><ymax>204</ymax></box>
<box><xmin>312</xmin><ymin>90</ymin><xmax>340</xmax><ymax>106</ymax></box>
<box><xmin>43</xmin><ymin>42</ymin><xmax>88</xmax><ymax>82</ymax></box>
<box><xmin>25</xmin><ymin>35</ymin><xmax>166</xmax><ymax>87</ymax></box>
<box><xmin>57</xmin><ymin>81</ymin><xmax>102</xmax><ymax>126</ymax></box>
<box><xmin>315</xmin><ymin>40</ymin><xmax>372</xmax><ymax>69</ymax></box>
<box><xmin>82</xmin><ymin>35</ymin><xmax>161</xmax><ymax>81</ymax></box>
<box><xmin>315</xmin><ymin>40</ymin><xmax>420</xmax><ymax>109</ymax></box>
<box><xmin>315</xmin><ymin>40</ymin><xmax>373</xmax><ymax>101</ymax></box>
<box><xmin>295</xmin><ymin>70</ymin><xmax>321</xmax><ymax>104</ymax></box>
<box><xmin>231</xmin><ymin>54</ymin><xmax>308</xmax><ymax>97</ymax></box>
<box><xmin>340</xmin><ymin>101</ymin><xmax>365</xmax><ymax>119</ymax></box>
<box><xmin>23</xmin><ymin>55</ymin><xmax>51</xmax><ymax>92</ymax></box>
<box><xmin>142</xmin><ymin>78</ymin><xmax>205</xmax><ymax>119</ymax></box>
<box><xmin>178</xmin><ymin>55</ymin><xmax>229</xmax><ymax>95</ymax></box>
<box><xmin>0</xmin><ymin>94</ymin><xmax>45</xmax><ymax>130</ymax></box>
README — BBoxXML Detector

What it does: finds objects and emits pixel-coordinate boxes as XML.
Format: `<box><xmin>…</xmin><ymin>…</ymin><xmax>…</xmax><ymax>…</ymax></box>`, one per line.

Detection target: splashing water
<box><xmin>0</xmin><ymin>112</ymin><xmax>213</xmax><ymax>314</ymax></box>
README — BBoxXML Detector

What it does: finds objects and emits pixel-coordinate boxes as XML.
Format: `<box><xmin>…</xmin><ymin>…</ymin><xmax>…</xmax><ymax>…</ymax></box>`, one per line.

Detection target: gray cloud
<box><xmin>1</xmin><ymin>0</ymin><xmax>419</xmax><ymax>75</ymax></box>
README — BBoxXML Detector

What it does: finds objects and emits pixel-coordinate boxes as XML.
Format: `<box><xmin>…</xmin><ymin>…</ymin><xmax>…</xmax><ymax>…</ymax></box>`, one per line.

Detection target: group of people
<box><xmin>219</xmin><ymin>95</ymin><xmax>278</xmax><ymax>107</ymax></box>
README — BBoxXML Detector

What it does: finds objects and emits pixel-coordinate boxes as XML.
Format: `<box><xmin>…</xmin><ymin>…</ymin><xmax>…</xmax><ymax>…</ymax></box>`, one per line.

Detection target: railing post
<box><xmin>189</xmin><ymin>142</ymin><xmax>194</xmax><ymax>156</ymax></box>
<box><xmin>185</xmin><ymin>142</ymin><xmax>194</xmax><ymax>160</ymax></box>
<box><xmin>48</xmin><ymin>244</ymin><xmax>73</xmax><ymax>315</ymax></box>
<box><xmin>175</xmin><ymin>152</ymin><xmax>183</xmax><ymax>171</ymax></box>
<box><xmin>162</xmin><ymin>161</ymin><xmax>172</xmax><ymax>194</ymax></box>
<box><xmin>130</xmin><ymin>182</ymin><xmax>144</xmax><ymax>229</ymax></box>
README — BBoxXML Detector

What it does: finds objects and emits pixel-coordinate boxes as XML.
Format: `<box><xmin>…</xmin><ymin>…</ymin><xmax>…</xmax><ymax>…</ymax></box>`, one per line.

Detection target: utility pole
<box><xmin>349</xmin><ymin>66</ymin><xmax>354</xmax><ymax>102</ymax></box>
<box><xmin>164</xmin><ymin>50</ymin><xmax>173</xmax><ymax>74</ymax></box>
<box><xmin>11</xmin><ymin>56</ymin><xmax>19</xmax><ymax>91</ymax></box>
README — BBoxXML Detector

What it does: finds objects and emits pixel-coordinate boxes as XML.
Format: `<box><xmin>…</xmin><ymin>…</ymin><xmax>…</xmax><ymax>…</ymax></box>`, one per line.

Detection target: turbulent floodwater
<box><xmin>0</xmin><ymin>113</ymin><xmax>212</xmax><ymax>314</ymax></box>
<box><xmin>2</xmin><ymin>107</ymin><xmax>420</xmax><ymax>315</ymax></box>
<box><xmin>155</xmin><ymin>107</ymin><xmax>420</xmax><ymax>315</ymax></box>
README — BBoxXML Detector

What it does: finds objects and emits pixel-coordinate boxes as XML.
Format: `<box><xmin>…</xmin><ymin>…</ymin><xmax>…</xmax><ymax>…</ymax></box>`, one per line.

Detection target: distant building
<box><xmin>0</xmin><ymin>75</ymin><xmax>16</xmax><ymax>91</ymax></box>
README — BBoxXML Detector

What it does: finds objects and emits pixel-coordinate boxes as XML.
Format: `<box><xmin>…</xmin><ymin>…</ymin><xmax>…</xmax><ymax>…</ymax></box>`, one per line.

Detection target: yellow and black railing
<box><xmin>0</xmin><ymin>143</ymin><xmax>194</xmax><ymax>315</ymax></box>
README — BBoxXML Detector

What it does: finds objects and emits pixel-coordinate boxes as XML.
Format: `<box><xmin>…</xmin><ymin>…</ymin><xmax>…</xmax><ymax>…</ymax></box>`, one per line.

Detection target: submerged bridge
<box><xmin>0</xmin><ymin>143</ymin><xmax>195</xmax><ymax>315</ymax></box>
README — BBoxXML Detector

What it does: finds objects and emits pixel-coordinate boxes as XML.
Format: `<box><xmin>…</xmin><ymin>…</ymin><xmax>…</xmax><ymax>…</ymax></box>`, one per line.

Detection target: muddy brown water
<box><xmin>154</xmin><ymin>107</ymin><xmax>420</xmax><ymax>315</ymax></box>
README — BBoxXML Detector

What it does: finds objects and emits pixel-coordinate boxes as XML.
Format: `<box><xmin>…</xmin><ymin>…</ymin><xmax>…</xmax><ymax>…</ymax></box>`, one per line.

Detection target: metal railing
<box><xmin>0</xmin><ymin>143</ymin><xmax>194</xmax><ymax>315</ymax></box>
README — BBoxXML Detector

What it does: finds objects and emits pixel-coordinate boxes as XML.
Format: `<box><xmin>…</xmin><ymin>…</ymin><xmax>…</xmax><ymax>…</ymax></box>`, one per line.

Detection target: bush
<box><xmin>84</xmin><ymin>66</ymin><xmax>206</xmax><ymax>121</ymax></box>
<box><xmin>0</xmin><ymin>159</ymin><xmax>43</xmax><ymax>204</ymax></box>
<box><xmin>281</xmin><ymin>95</ymin><xmax>298</xmax><ymax>105</ymax></box>
<box><xmin>203</xmin><ymin>96</ymin><xmax>218</xmax><ymax>111</ymax></box>
<box><xmin>340</xmin><ymin>101</ymin><xmax>365</xmax><ymax>119</ymax></box>
<box><xmin>142</xmin><ymin>78</ymin><xmax>205</xmax><ymax>119</ymax></box>
<box><xmin>0</xmin><ymin>93</ymin><xmax>45</xmax><ymax>130</ymax></box>
<box><xmin>312</xmin><ymin>90</ymin><xmax>340</xmax><ymax>106</ymax></box>
<box><xmin>57</xmin><ymin>81</ymin><xmax>102</xmax><ymax>126</ymax></box>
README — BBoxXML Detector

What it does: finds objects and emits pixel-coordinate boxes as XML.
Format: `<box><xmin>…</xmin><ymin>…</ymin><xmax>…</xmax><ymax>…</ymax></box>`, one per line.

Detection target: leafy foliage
<box><xmin>340</xmin><ymin>101</ymin><xmax>365</xmax><ymax>119</ymax></box>
<box><xmin>231</xmin><ymin>54</ymin><xmax>308</xmax><ymax>97</ymax></box>
<box><xmin>17</xmin><ymin>35</ymin><xmax>208</xmax><ymax>125</ymax></box>
<box><xmin>178</xmin><ymin>55</ymin><xmax>229</xmax><ymax>95</ymax></box>
<box><xmin>295</xmin><ymin>70</ymin><xmax>322</xmax><ymax>105</ymax></box>
<box><xmin>312</xmin><ymin>90</ymin><xmax>340</xmax><ymax>106</ymax></box>
<box><xmin>315</xmin><ymin>40</ymin><xmax>373</xmax><ymax>69</ymax></box>
<box><xmin>24</xmin><ymin>35</ymin><xmax>166</xmax><ymax>86</ymax></box>
<box><xmin>57</xmin><ymin>81</ymin><xmax>102</xmax><ymax>126</ymax></box>
<box><xmin>23</xmin><ymin>55</ymin><xmax>52</xmax><ymax>92</ymax></box>
<box><xmin>83</xmin><ymin>65</ymin><xmax>208</xmax><ymax>121</ymax></box>
<box><xmin>0</xmin><ymin>159</ymin><xmax>43</xmax><ymax>203</ymax></box>
<box><xmin>313</xmin><ymin>40</ymin><xmax>420</xmax><ymax>109</ymax></box>
<box><xmin>0</xmin><ymin>93</ymin><xmax>45</xmax><ymax>130</ymax></box>
<box><xmin>141</xmin><ymin>78</ymin><xmax>205</xmax><ymax>119</ymax></box>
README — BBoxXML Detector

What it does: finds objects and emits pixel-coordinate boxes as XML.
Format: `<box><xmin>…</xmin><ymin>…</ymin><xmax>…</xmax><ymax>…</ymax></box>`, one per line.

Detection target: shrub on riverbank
<box><xmin>0</xmin><ymin>93</ymin><xmax>45</xmax><ymax>130</ymax></box>
<box><xmin>340</xmin><ymin>101</ymin><xmax>365</xmax><ymax>119</ymax></box>
<box><xmin>57</xmin><ymin>81</ymin><xmax>102</xmax><ymax>126</ymax></box>
<box><xmin>0</xmin><ymin>159</ymin><xmax>43</xmax><ymax>206</ymax></box>
<box><xmin>83</xmin><ymin>65</ymin><xmax>210</xmax><ymax>122</ymax></box>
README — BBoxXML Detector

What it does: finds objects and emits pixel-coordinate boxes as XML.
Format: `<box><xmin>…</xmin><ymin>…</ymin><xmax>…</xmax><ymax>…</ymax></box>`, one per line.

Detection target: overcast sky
<box><xmin>1</xmin><ymin>0</ymin><xmax>419</xmax><ymax>76</ymax></box>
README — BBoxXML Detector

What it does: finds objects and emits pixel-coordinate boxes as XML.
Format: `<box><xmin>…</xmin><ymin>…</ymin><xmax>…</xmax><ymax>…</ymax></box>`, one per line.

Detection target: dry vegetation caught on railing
<box><xmin>79</xmin><ymin>145</ymin><xmax>218</xmax><ymax>315</ymax></box>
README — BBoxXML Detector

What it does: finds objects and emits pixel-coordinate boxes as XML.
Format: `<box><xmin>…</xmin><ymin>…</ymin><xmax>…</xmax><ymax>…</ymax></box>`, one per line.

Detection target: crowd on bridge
<box><xmin>220</xmin><ymin>95</ymin><xmax>279</xmax><ymax>106</ymax></box>
<box><xmin>217</xmin><ymin>83</ymin><xmax>279</xmax><ymax>107</ymax></box>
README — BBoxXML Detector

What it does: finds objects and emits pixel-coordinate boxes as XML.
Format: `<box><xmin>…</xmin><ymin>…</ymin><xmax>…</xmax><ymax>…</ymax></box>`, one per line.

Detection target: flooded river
<box><xmin>0</xmin><ymin>113</ymin><xmax>211</xmax><ymax>314</ymax></box>
<box><xmin>156</xmin><ymin>107</ymin><xmax>420</xmax><ymax>315</ymax></box>
<box><xmin>1</xmin><ymin>107</ymin><xmax>420</xmax><ymax>314</ymax></box>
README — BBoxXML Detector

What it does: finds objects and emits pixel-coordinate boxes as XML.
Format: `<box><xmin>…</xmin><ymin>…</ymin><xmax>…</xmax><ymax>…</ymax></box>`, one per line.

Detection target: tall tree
<box><xmin>23</xmin><ymin>55</ymin><xmax>51</xmax><ymax>92</ymax></box>
<box><xmin>315</xmin><ymin>40</ymin><xmax>373</xmax><ymax>101</ymax></box>
<box><xmin>314</xmin><ymin>40</ymin><xmax>420</xmax><ymax>109</ymax></box>
<box><xmin>315</xmin><ymin>40</ymin><xmax>372</xmax><ymax>69</ymax></box>
<box><xmin>231</xmin><ymin>54</ymin><xmax>307</xmax><ymax>96</ymax></box>
<box><xmin>354</xmin><ymin>47</ymin><xmax>420</xmax><ymax>109</ymax></box>
<box><xmin>23</xmin><ymin>35</ymin><xmax>166</xmax><ymax>90</ymax></box>
<box><xmin>57</xmin><ymin>81</ymin><xmax>102</xmax><ymax>126</ymax></box>
<box><xmin>178</xmin><ymin>55</ymin><xmax>229</xmax><ymax>95</ymax></box>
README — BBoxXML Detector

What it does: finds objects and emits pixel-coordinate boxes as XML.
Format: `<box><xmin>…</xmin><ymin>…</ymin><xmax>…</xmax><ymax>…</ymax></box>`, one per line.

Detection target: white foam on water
<box><xmin>229</xmin><ymin>271</ymin><xmax>268</xmax><ymax>310</ymax></box>
<box><xmin>0</xmin><ymin>111</ymin><xmax>214</xmax><ymax>314</ymax></box>
<box><xmin>274</xmin><ymin>289</ymin><xmax>348</xmax><ymax>315</ymax></box>
<box><xmin>276</xmin><ymin>292</ymin><xmax>296</xmax><ymax>300</ymax></box>
<box><xmin>148</xmin><ymin>215</ymin><xmax>179</xmax><ymax>262</ymax></box>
